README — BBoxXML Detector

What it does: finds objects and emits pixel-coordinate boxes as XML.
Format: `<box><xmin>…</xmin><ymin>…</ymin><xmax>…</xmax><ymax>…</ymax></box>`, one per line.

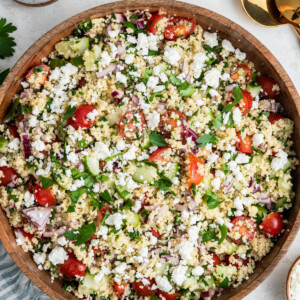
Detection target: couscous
<box><xmin>0</xmin><ymin>9</ymin><xmax>297</xmax><ymax>300</ymax></box>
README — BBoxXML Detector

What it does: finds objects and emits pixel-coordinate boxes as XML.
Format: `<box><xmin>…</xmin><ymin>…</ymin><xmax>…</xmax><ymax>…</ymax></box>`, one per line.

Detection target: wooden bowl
<box><xmin>286</xmin><ymin>256</ymin><xmax>300</xmax><ymax>300</ymax></box>
<box><xmin>0</xmin><ymin>1</ymin><xmax>299</xmax><ymax>299</ymax></box>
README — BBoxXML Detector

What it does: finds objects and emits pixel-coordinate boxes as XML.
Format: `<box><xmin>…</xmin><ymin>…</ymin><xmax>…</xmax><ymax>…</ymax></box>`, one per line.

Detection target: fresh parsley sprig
<box><xmin>0</xmin><ymin>18</ymin><xmax>17</xmax><ymax>59</ymax></box>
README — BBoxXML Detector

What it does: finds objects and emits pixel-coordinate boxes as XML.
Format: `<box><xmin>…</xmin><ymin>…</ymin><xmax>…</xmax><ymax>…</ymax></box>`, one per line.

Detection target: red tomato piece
<box><xmin>188</xmin><ymin>153</ymin><xmax>204</xmax><ymax>188</ymax></box>
<box><xmin>95</xmin><ymin>204</ymin><xmax>112</xmax><ymax>227</ymax></box>
<box><xmin>7</xmin><ymin>125</ymin><xmax>19</xmax><ymax>138</ymax></box>
<box><xmin>149</xmin><ymin>147</ymin><xmax>171</xmax><ymax>162</ymax></box>
<box><xmin>25</xmin><ymin>64</ymin><xmax>50</xmax><ymax>85</ymax></box>
<box><xmin>119</xmin><ymin>110</ymin><xmax>146</xmax><ymax>140</ymax></box>
<box><xmin>27</xmin><ymin>176</ymin><xmax>37</xmax><ymax>193</ymax></box>
<box><xmin>212</xmin><ymin>253</ymin><xmax>221</xmax><ymax>266</ymax></box>
<box><xmin>230</xmin><ymin>216</ymin><xmax>256</xmax><ymax>245</ymax></box>
<box><xmin>257</xmin><ymin>76</ymin><xmax>280</xmax><ymax>99</ymax></box>
<box><xmin>238</xmin><ymin>90</ymin><xmax>253</xmax><ymax>116</ymax></box>
<box><xmin>114</xmin><ymin>282</ymin><xmax>127</xmax><ymax>297</ymax></box>
<box><xmin>159</xmin><ymin>110</ymin><xmax>186</xmax><ymax>136</ymax></box>
<box><xmin>0</xmin><ymin>166</ymin><xmax>19</xmax><ymax>186</ymax></box>
<box><xmin>268</xmin><ymin>112</ymin><xmax>284</xmax><ymax>124</ymax></box>
<box><xmin>231</xmin><ymin>64</ymin><xmax>252</xmax><ymax>82</ymax></box>
<box><xmin>151</xmin><ymin>228</ymin><xmax>163</xmax><ymax>239</ymax></box>
<box><xmin>260</xmin><ymin>212</ymin><xmax>283</xmax><ymax>237</ymax></box>
<box><xmin>165</xmin><ymin>17</ymin><xmax>196</xmax><ymax>41</ymax></box>
<box><xmin>33</xmin><ymin>184</ymin><xmax>57</xmax><ymax>207</ymax></box>
<box><xmin>132</xmin><ymin>278</ymin><xmax>156</xmax><ymax>296</ymax></box>
<box><xmin>15</xmin><ymin>227</ymin><xmax>34</xmax><ymax>241</ymax></box>
<box><xmin>67</xmin><ymin>104</ymin><xmax>96</xmax><ymax>130</ymax></box>
<box><xmin>60</xmin><ymin>253</ymin><xmax>86</xmax><ymax>280</ymax></box>
<box><xmin>147</xmin><ymin>13</ymin><xmax>168</xmax><ymax>34</ymax></box>
<box><xmin>235</xmin><ymin>132</ymin><xmax>253</xmax><ymax>154</ymax></box>
<box><xmin>157</xmin><ymin>290</ymin><xmax>182</xmax><ymax>300</ymax></box>
<box><xmin>225</xmin><ymin>254</ymin><xmax>249</xmax><ymax>269</ymax></box>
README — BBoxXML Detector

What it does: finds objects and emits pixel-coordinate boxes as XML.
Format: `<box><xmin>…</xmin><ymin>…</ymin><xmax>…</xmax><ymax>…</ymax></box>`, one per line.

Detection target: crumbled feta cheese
<box><xmin>252</xmin><ymin>133</ymin><xmax>264</xmax><ymax>146</ymax></box>
<box><xmin>235</xmin><ymin>48</ymin><xmax>246</xmax><ymax>60</ymax></box>
<box><xmin>188</xmin><ymin>226</ymin><xmax>200</xmax><ymax>243</ymax></box>
<box><xmin>127</xmin><ymin>35</ymin><xmax>137</xmax><ymax>44</ymax></box>
<box><xmin>132</xmin><ymin>200</ymin><xmax>141</xmax><ymax>213</ymax></box>
<box><xmin>57</xmin><ymin>236</ymin><xmax>68</xmax><ymax>246</ymax></box>
<box><xmin>105</xmin><ymin>213</ymin><xmax>124</xmax><ymax>230</ymax></box>
<box><xmin>147</xmin><ymin>111</ymin><xmax>160</xmax><ymax>130</ymax></box>
<box><xmin>271</xmin><ymin>149</ymin><xmax>288</xmax><ymax>171</ymax></box>
<box><xmin>163</xmin><ymin>46</ymin><xmax>181</xmax><ymax>66</ymax></box>
<box><xmin>192</xmin><ymin>266</ymin><xmax>204</xmax><ymax>276</ymax></box>
<box><xmin>155</xmin><ymin>275</ymin><xmax>172</xmax><ymax>293</ymax></box>
<box><xmin>48</xmin><ymin>247</ymin><xmax>68</xmax><ymax>265</ymax></box>
<box><xmin>147</xmin><ymin>76</ymin><xmax>159</xmax><ymax>89</ymax></box>
<box><xmin>222</xmin><ymin>39</ymin><xmax>235</xmax><ymax>52</ymax></box>
<box><xmin>125</xmin><ymin>54</ymin><xmax>135</xmax><ymax>64</ymax></box>
<box><xmin>116</xmin><ymin>140</ymin><xmax>126</xmax><ymax>151</ymax></box>
<box><xmin>203</xmin><ymin>31</ymin><xmax>218</xmax><ymax>47</ymax></box>
<box><xmin>97</xmin><ymin>226</ymin><xmax>108</xmax><ymax>240</ymax></box>
<box><xmin>136</xmin><ymin>82</ymin><xmax>146</xmax><ymax>93</ymax></box>
<box><xmin>94</xmin><ymin>141</ymin><xmax>111</xmax><ymax>160</ymax></box>
<box><xmin>204</xmin><ymin>68</ymin><xmax>221</xmax><ymax>88</ymax></box>
<box><xmin>116</xmin><ymin>71</ymin><xmax>127</xmax><ymax>85</ymax></box>
<box><xmin>211</xmin><ymin>177</ymin><xmax>221</xmax><ymax>191</ymax></box>
<box><xmin>32</xmin><ymin>140</ymin><xmax>45</xmax><ymax>152</ymax></box>
<box><xmin>172</xmin><ymin>265</ymin><xmax>188</xmax><ymax>285</ymax></box>
<box><xmin>24</xmin><ymin>191</ymin><xmax>35</xmax><ymax>207</ymax></box>
<box><xmin>175</xmin><ymin>241</ymin><xmax>194</xmax><ymax>260</ymax></box>
<box><xmin>114</xmin><ymin>262</ymin><xmax>127</xmax><ymax>274</ymax></box>
<box><xmin>191</xmin><ymin>52</ymin><xmax>207</xmax><ymax>78</ymax></box>
<box><xmin>137</xmin><ymin>33</ymin><xmax>149</xmax><ymax>56</ymax></box>
<box><xmin>233</xmin><ymin>107</ymin><xmax>242</xmax><ymax>125</ymax></box>
<box><xmin>236</xmin><ymin>153</ymin><xmax>250</xmax><ymax>164</ymax></box>
<box><xmin>223</xmin><ymin>112</ymin><xmax>231</xmax><ymax>125</ymax></box>
<box><xmin>8</xmin><ymin>138</ymin><xmax>20</xmax><ymax>152</ymax></box>
<box><xmin>67</xmin><ymin>152</ymin><xmax>78</xmax><ymax>164</ymax></box>
<box><xmin>86</xmin><ymin>109</ymin><xmax>98</xmax><ymax>121</ymax></box>
<box><xmin>33</xmin><ymin>252</ymin><xmax>46</xmax><ymax>266</ymax></box>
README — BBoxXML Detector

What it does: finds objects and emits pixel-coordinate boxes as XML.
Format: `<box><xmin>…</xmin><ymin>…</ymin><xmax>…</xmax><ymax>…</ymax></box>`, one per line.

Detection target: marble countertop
<box><xmin>0</xmin><ymin>0</ymin><xmax>299</xmax><ymax>299</ymax></box>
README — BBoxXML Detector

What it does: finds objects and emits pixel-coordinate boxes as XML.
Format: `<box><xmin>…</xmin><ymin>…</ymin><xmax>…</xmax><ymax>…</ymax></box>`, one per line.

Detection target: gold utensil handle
<box><xmin>293</xmin><ymin>25</ymin><xmax>300</xmax><ymax>37</ymax></box>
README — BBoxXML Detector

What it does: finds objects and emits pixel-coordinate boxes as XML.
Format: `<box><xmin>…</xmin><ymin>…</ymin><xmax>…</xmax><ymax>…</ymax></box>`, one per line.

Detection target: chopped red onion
<box><xmin>7</xmin><ymin>181</ymin><xmax>17</xmax><ymax>188</ymax></box>
<box><xmin>202</xmin><ymin>290</ymin><xmax>213</xmax><ymax>299</ymax></box>
<box><xmin>19</xmin><ymin>120</ymin><xmax>25</xmax><ymax>133</ymax></box>
<box><xmin>225</xmin><ymin>84</ymin><xmax>238</xmax><ymax>93</ymax></box>
<box><xmin>258</xmin><ymin>193</ymin><xmax>271</xmax><ymax>204</ymax></box>
<box><xmin>112</xmin><ymin>90</ymin><xmax>124</xmax><ymax>100</ymax></box>
<box><xmin>22</xmin><ymin>207</ymin><xmax>52</xmax><ymax>230</ymax></box>
<box><xmin>115</xmin><ymin>13</ymin><xmax>126</xmax><ymax>23</ymax></box>
<box><xmin>180</xmin><ymin>60</ymin><xmax>188</xmax><ymax>74</ymax></box>
<box><xmin>21</xmin><ymin>133</ymin><xmax>31</xmax><ymax>159</ymax></box>
<box><xmin>4</xmin><ymin>204</ymin><xmax>15</xmax><ymax>217</ymax></box>
<box><xmin>261</xmin><ymin>100</ymin><xmax>282</xmax><ymax>113</ymax></box>
<box><xmin>185</xmin><ymin>73</ymin><xmax>191</xmax><ymax>84</ymax></box>
<box><xmin>218</xmin><ymin>54</ymin><xmax>224</xmax><ymax>62</ymax></box>
<box><xmin>223</xmin><ymin>174</ymin><xmax>234</xmax><ymax>191</ymax></box>
<box><xmin>20</xmin><ymin>91</ymin><xmax>32</xmax><ymax>99</ymax></box>
<box><xmin>186</xmin><ymin>128</ymin><xmax>200</xmax><ymax>154</ymax></box>
<box><xmin>136</xmin><ymin>19</ymin><xmax>145</xmax><ymax>29</ymax></box>
<box><xmin>156</xmin><ymin>205</ymin><xmax>168</xmax><ymax>219</ymax></box>
<box><xmin>248</xmin><ymin>177</ymin><xmax>254</xmax><ymax>188</ymax></box>
<box><xmin>96</xmin><ymin>64</ymin><xmax>117</xmax><ymax>78</ymax></box>
<box><xmin>156</xmin><ymin>102</ymin><xmax>167</xmax><ymax>113</ymax></box>
<box><xmin>117</xmin><ymin>41</ymin><xmax>126</xmax><ymax>56</ymax></box>
<box><xmin>105</xmin><ymin>23</ymin><xmax>113</xmax><ymax>37</ymax></box>
<box><xmin>78</xmin><ymin>162</ymin><xmax>85</xmax><ymax>172</ymax></box>
<box><xmin>160</xmin><ymin>255</ymin><xmax>180</xmax><ymax>265</ymax></box>
<box><xmin>174</xmin><ymin>204</ymin><xmax>189</xmax><ymax>212</ymax></box>
<box><xmin>131</xmin><ymin>95</ymin><xmax>139</xmax><ymax>106</ymax></box>
<box><xmin>173</xmin><ymin>226</ymin><xmax>186</xmax><ymax>237</ymax></box>
<box><xmin>149</xmin><ymin>247</ymin><xmax>161</xmax><ymax>255</ymax></box>
<box><xmin>42</xmin><ymin>226</ymin><xmax>69</xmax><ymax>238</ymax></box>
<box><xmin>252</xmin><ymin>185</ymin><xmax>260</xmax><ymax>194</ymax></box>
<box><xmin>144</xmin><ymin>204</ymin><xmax>161</xmax><ymax>211</ymax></box>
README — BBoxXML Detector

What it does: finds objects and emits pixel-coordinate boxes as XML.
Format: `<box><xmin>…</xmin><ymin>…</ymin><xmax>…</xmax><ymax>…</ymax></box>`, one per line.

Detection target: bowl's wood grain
<box><xmin>0</xmin><ymin>1</ymin><xmax>299</xmax><ymax>299</ymax></box>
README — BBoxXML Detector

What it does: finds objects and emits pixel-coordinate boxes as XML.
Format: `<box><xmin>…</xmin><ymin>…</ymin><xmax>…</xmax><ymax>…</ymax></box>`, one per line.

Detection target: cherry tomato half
<box><xmin>33</xmin><ymin>184</ymin><xmax>57</xmax><ymax>207</ymax></box>
<box><xmin>114</xmin><ymin>282</ymin><xmax>127</xmax><ymax>297</ymax></box>
<box><xmin>188</xmin><ymin>153</ymin><xmax>204</xmax><ymax>188</ymax></box>
<box><xmin>157</xmin><ymin>290</ymin><xmax>182</xmax><ymax>300</ymax></box>
<box><xmin>159</xmin><ymin>110</ymin><xmax>186</xmax><ymax>136</ymax></box>
<box><xmin>268</xmin><ymin>112</ymin><xmax>284</xmax><ymax>124</ymax></box>
<box><xmin>132</xmin><ymin>278</ymin><xmax>156</xmax><ymax>296</ymax></box>
<box><xmin>230</xmin><ymin>216</ymin><xmax>256</xmax><ymax>245</ymax></box>
<box><xmin>257</xmin><ymin>76</ymin><xmax>280</xmax><ymax>99</ymax></box>
<box><xmin>25</xmin><ymin>64</ymin><xmax>50</xmax><ymax>85</ymax></box>
<box><xmin>260</xmin><ymin>212</ymin><xmax>283</xmax><ymax>237</ymax></box>
<box><xmin>225</xmin><ymin>254</ymin><xmax>249</xmax><ymax>269</ymax></box>
<box><xmin>149</xmin><ymin>147</ymin><xmax>171</xmax><ymax>162</ymax></box>
<box><xmin>235</xmin><ymin>132</ymin><xmax>253</xmax><ymax>154</ymax></box>
<box><xmin>67</xmin><ymin>104</ymin><xmax>96</xmax><ymax>130</ymax></box>
<box><xmin>0</xmin><ymin>166</ymin><xmax>19</xmax><ymax>186</ymax></box>
<box><xmin>95</xmin><ymin>204</ymin><xmax>112</xmax><ymax>227</ymax></box>
<box><xmin>119</xmin><ymin>110</ymin><xmax>146</xmax><ymax>140</ymax></box>
<box><xmin>212</xmin><ymin>253</ymin><xmax>221</xmax><ymax>266</ymax></box>
<box><xmin>238</xmin><ymin>90</ymin><xmax>253</xmax><ymax>116</ymax></box>
<box><xmin>230</xmin><ymin>64</ymin><xmax>252</xmax><ymax>82</ymax></box>
<box><xmin>147</xmin><ymin>13</ymin><xmax>168</xmax><ymax>34</ymax></box>
<box><xmin>151</xmin><ymin>228</ymin><xmax>163</xmax><ymax>239</ymax></box>
<box><xmin>165</xmin><ymin>17</ymin><xmax>196</xmax><ymax>41</ymax></box>
<box><xmin>60</xmin><ymin>253</ymin><xmax>86</xmax><ymax>280</ymax></box>
<box><xmin>7</xmin><ymin>125</ymin><xmax>19</xmax><ymax>138</ymax></box>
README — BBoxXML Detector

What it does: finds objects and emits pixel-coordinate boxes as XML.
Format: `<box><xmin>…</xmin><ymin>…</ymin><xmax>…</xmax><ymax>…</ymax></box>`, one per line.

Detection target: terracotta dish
<box><xmin>286</xmin><ymin>256</ymin><xmax>300</xmax><ymax>300</ymax></box>
<box><xmin>0</xmin><ymin>1</ymin><xmax>299</xmax><ymax>299</ymax></box>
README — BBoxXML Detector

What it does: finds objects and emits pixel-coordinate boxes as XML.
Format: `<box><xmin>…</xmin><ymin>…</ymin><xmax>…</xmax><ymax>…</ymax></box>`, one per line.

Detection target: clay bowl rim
<box><xmin>286</xmin><ymin>256</ymin><xmax>300</xmax><ymax>300</ymax></box>
<box><xmin>0</xmin><ymin>1</ymin><xmax>300</xmax><ymax>300</ymax></box>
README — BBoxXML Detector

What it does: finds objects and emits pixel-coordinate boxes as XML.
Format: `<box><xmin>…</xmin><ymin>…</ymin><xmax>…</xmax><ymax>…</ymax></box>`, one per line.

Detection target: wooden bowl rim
<box><xmin>286</xmin><ymin>256</ymin><xmax>300</xmax><ymax>300</ymax></box>
<box><xmin>0</xmin><ymin>1</ymin><xmax>300</xmax><ymax>299</ymax></box>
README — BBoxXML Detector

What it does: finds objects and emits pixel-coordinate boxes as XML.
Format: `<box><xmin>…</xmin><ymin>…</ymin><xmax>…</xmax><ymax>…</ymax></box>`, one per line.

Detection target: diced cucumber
<box><xmin>125</xmin><ymin>211</ymin><xmax>140</xmax><ymax>227</ymax></box>
<box><xmin>106</xmin><ymin>107</ymin><xmax>124</xmax><ymax>126</ymax></box>
<box><xmin>183</xmin><ymin>276</ymin><xmax>199</xmax><ymax>291</ymax></box>
<box><xmin>83</xmin><ymin>50</ymin><xmax>96</xmax><ymax>71</ymax></box>
<box><xmin>246</xmin><ymin>83</ymin><xmax>261</xmax><ymax>98</ymax></box>
<box><xmin>141</xmin><ymin>131</ymin><xmax>151</xmax><ymax>149</ymax></box>
<box><xmin>234</xmin><ymin>181</ymin><xmax>243</xmax><ymax>191</ymax></box>
<box><xmin>0</xmin><ymin>137</ymin><xmax>8</xmax><ymax>154</ymax></box>
<box><xmin>115</xmin><ymin>184</ymin><xmax>131</xmax><ymax>200</ymax></box>
<box><xmin>78</xmin><ymin>272</ymin><xmax>110</xmax><ymax>296</ymax></box>
<box><xmin>202</xmin><ymin>167</ymin><xmax>212</xmax><ymax>192</ymax></box>
<box><xmin>276</xmin><ymin>197</ymin><xmax>287</xmax><ymax>211</ymax></box>
<box><xmin>199</xmin><ymin>275</ymin><xmax>216</xmax><ymax>290</ymax></box>
<box><xmin>222</xmin><ymin>240</ymin><xmax>238</xmax><ymax>255</ymax></box>
<box><xmin>104</xmin><ymin>174</ymin><xmax>116</xmax><ymax>191</ymax></box>
<box><xmin>132</xmin><ymin>163</ymin><xmax>158</xmax><ymax>184</ymax></box>
<box><xmin>159</xmin><ymin>62</ymin><xmax>169</xmax><ymax>73</ymax></box>
<box><xmin>164</xmin><ymin>163</ymin><xmax>178</xmax><ymax>180</ymax></box>
<box><xmin>252</xmin><ymin>204</ymin><xmax>267</xmax><ymax>219</ymax></box>
<box><xmin>283</xmin><ymin>161</ymin><xmax>292</xmax><ymax>173</ymax></box>
<box><xmin>52</xmin><ymin>171</ymin><xmax>72</xmax><ymax>190</ymax></box>
<box><xmin>84</xmin><ymin>156</ymin><xmax>100</xmax><ymax>176</ymax></box>
<box><xmin>278</xmin><ymin>174</ymin><xmax>290</xmax><ymax>193</ymax></box>
<box><xmin>214</xmin><ymin>265</ymin><xmax>236</xmax><ymax>282</ymax></box>
<box><xmin>154</xmin><ymin>262</ymin><xmax>169</xmax><ymax>276</ymax></box>
<box><xmin>56</xmin><ymin>37</ymin><xmax>89</xmax><ymax>59</ymax></box>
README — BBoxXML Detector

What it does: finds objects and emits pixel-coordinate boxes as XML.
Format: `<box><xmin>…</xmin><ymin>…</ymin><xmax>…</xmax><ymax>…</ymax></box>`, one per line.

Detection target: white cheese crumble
<box><xmin>105</xmin><ymin>213</ymin><xmax>124</xmax><ymax>230</ymax></box>
<box><xmin>252</xmin><ymin>133</ymin><xmax>264</xmax><ymax>146</ymax></box>
<box><xmin>233</xmin><ymin>107</ymin><xmax>242</xmax><ymax>125</ymax></box>
<box><xmin>271</xmin><ymin>149</ymin><xmax>289</xmax><ymax>171</ymax></box>
<box><xmin>222</xmin><ymin>39</ymin><xmax>235</xmax><ymax>52</ymax></box>
<box><xmin>204</xmin><ymin>68</ymin><xmax>221</xmax><ymax>88</ymax></box>
<box><xmin>147</xmin><ymin>111</ymin><xmax>160</xmax><ymax>130</ymax></box>
<box><xmin>175</xmin><ymin>241</ymin><xmax>194</xmax><ymax>260</ymax></box>
<box><xmin>48</xmin><ymin>247</ymin><xmax>68</xmax><ymax>265</ymax></box>
<box><xmin>192</xmin><ymin>266</ymin><xmax>204</xmax><ymax>276</ymax></box>
<box><xmin>163</xmin><ymin>46</ymin><xmax>181</xmax><ymax>66</ymax></box>
<box><xmin>155</xmin><ymin>275</ymin><xmax>172</xmax><ymax>292</ymax></box>
<box><xmin>172</xmin><ymin>265</ymin><xmax>188</xmax><ymax>285</ymax></box>
<box><xmin>203</xmin><ymin>32</ymin><xmax>218</xmax><ymax>47</ymax></box>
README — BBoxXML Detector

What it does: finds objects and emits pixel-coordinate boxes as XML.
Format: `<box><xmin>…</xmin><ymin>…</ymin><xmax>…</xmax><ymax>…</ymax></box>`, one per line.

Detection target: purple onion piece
<box><xmin>174</xmin><ymin>204</ymin><xmax>189</xmax><ymax>212</ymax></box>
<box><xmin>257</xmin><ymin>193</ymin><xmax>271</xmax><ymax>204</ymax></box>
<box><xmin>19</xmin><ymin>120</ymin><xmax>25</xmax><ymax>133</ymax></box>
<box><xmin>117</xmin><ymin>41</ymin><xmax>126</xmax><ymax>56</ymax></box>
<box><xmin>248</xmin><ymin>177</ymin><xmax>254</xmax><ymax>188</ymax></box>
<box><xmin>160</xmin><ymin>255</ymin><xmax>180</xmax><ymax>265</ymax></box>
<box><xmin>149</xmin><ymin>247</ymin><xmax>161</xmax><ymax>255</ymax></box>
<box><xmin>7</xmin><ymin>181</ymin><xmax>17</xmax><ymax>188</ymax></box>
<box><xmin>202</xmin><ymin>290</ymin><xmax>213</xmax><ymax>299</ymax></box>
<box><xmin>42</xmin><ymin>226</ymin><xmax>69</xmax><ymax>238</ymax></box>
<box><xmin>22</xmin><ymin>207</ymin><xmax>52</xmax><ymax>231</ymax></box>
<box><xmin>21</xmin><ymin>133</ymin><xmax>31</xmax><ymax>159</ymax></box>
<box><xmin>115</xmin><ymin>13</ymin><xmax>126</xmax><ymax>23</ymax></box>
<box><xmin>96</xmin><ymin>64</ymin><xmax>117</xmax><ymax>78</ymax></box>
<box><xmin>225</xmin><ymin>83</ymin><xmax>238</xmax><ymax>93</ymax></box>
<box><xmin>261</xmin><ymin>100</ymin><xmax>282</xmax><ymax>113</ymax></box>
<box><xmin>112</xmin><ymin>90</ymin><xmax>124</xmax><ymax>100</ymax></box>
<box><xmin>252</xmin><ymin>185</ymin><xmax>260</xmax><ymax>194</ymax></box>
<box><xmin>156</xmin><ymin>102</ymin><xmax>167</xmax><ymax>113</ymax></box>
<box><xmin>223</xmin><ymin>174</ymin><xmax>234</xmax><ymax>191</ymax></box>
<box><xmin>144</xmin><ymin>204</ymin><xmax>161</xmax><ymax>211</ymax></box>
<box><xmin>136</xmin><ymin>19</ymin><xmax>145</xmax><ymax>29</ymax></box>
<box><xmin>186</xmin><ymin>128</ymin><xmax>200</xmax><ymax>154</ymax></box>
<box><xmin>20</xmin><ymin>91</ymin><xmax>32</xmax><ymax>99</ymax></box>
<box><xmin>131</xmin><ymin>95</ymin><xmax>139</xmax><ymax>106</ymax></box>
<box><xmin>105</xmin><ymin>23</ymin><xmax>113</xmax><ymax>37</ymax></box>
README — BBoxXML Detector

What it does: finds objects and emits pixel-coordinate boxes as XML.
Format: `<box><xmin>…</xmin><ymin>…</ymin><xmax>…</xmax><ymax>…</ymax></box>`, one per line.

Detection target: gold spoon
<box><xmin>241</xmin><ymin>0</ymin><xmax>300</xmax><ymax>37</ymax></box>
<box><xmin>275</xmin><ymin>0</ymin><xmax>300</xmax><ymax>24</ymax></box>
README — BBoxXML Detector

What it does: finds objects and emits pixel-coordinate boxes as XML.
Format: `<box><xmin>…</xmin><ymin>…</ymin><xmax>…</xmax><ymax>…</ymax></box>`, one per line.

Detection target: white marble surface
<box><xmin>0</xmin><ymin>0</ymin><xmax>299</xmax><ymax>299</ymax></box>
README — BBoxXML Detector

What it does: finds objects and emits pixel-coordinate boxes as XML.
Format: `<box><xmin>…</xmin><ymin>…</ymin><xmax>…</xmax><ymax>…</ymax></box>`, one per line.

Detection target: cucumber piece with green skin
<box><xmin>141</xmin><ymin>131</ymin><xmax>151</xmax><ymax>149</ymax></box>
<box><xmin>0</xmin><ymin>137</ymin><xmax>8</xmax><ymax>154</ymax></box>
<box><xmin>125</xmin><ymin>211</ymin><xmax>140</xmax><ymax>227</ymax></box>
<box><xmin>246</xmin><ymin>83</ymin><xmax>262</xmax><ymax>98</ymax></box>
<box><xmin>199</xmin><ymin>275</ymin><xmax>216</xmax><ymax>290</ymax></box>
<box><xmin>278</xmin><ymin>174</ymin><xmax>290</xmax><ymax>193</ymax></box>
<box><xmin>159</xmin><ymin>62</ymin><xmax>169</xmax><ymax>73</ymax></box>
<box><xmin>164</xmin><ymin>163</ymin><xmax>178</xmax><ymax>180</ymax></box>
<box><xmin>221</xmin><ymin>240</ymin><xmax>238</xmax><ymax>255</ymax></box>
<box><xmin>83</xmin><ymin>156</ymin><xmax>100</xmax><ymax>176</ymax></box>
<box><xmin>154</xmin><ymin>262</ymin><xmax>169</xmax><ymax>276</ymax></box>
<box><xmin>214</xmin><ymin>265</ymin><xmax>236</xmax><ymax>282</ymax></box>
<box><xmin>78</xmin><ymin>272</ymin><xmax>111</xmax><ymax>296</ymax></box>
<box><xmin>106</xmin><ymin>107</ymin><xmax>124</xmax><ymax>126</ymax></box>
<box><xmin>283</xmin><ymin>161</ymin><xmax>292</xmax><ymax>173</ymax></box>
<box><xmin>115</xmin><ymin>184</ymin><xmax>131</xmax><ymax>200</ymax></box>
<box><xmin>55</xmin><ymin>41</ymin><xmax>71</xmax><ymax>58</ymax></box>
<box><xmin>104</xmin><ymin>174</ymin><xmax>116</xmax><ymax>191</ymax></box>
<box><xmin>132</xmin><ymin>163</ymin><xmax>158</xmax><ymax>184</ymax></box>
<box><xmin>83</xmin><ymin>50</ymin><xmax>96</xmax><ymax>71</ymax></box>
<box><xmin>56</xmin><ymin>37</ymin><xmax>89</xmax><ymax>59</ymax></box>
<box><xmin>276</xmin><ymin>197</ymin><xmax>287</xmax><ymax>211</ymax></box>
<box><xmin>52</xmin><ymin>172</ymin><xmax>72</xmax><ymax>190</ymax></box>
<box><xmin>183</xmin><ymin>276</ymin><xmax>199</xmax><ymax>291</ymax></box>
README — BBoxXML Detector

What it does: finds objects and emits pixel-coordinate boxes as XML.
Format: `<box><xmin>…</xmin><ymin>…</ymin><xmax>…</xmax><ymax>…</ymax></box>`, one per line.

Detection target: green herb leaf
<box><xmin>73</xmin><ymin>20</ymin><xmax>92</xmax><ymax>37</ymax></box>
<box><xmin>0</xmin><ymin>18</ymin><xmax>17</xmax><ymax>59</ymax></box>
<box><xmin>60</xmin><ymin>105</ymin><xmax>77</xmax><ymax>137</ymax></box>
<box><xmin>154</xmin><ymin>172</ymin><xmax>173</xmax><ymax>192</ymax></box>
<box><xmin>48</xmin><ymin>59</ymin><xmax>67</xmax><ymax>68</ymax></box>
<box><xmin>0</xmin><ymin>68</ymin><xmax>9</xmax><ymax>85</ymax></box>
<box><xmin>3</xmin><ymin>98</ymin><xmax>19</xmax><ymax>123</ymax></box>
<box><xmin>169</xmin><ymin>73</ymin><xmax>182</xmax><ymax>86</ymax></box>
<box><xmin>99</xmin><ymin>190</ymin><xmax>112</xmax><ymax>203</ymax></box>
<box><xmin>64</xmin><ymin>222</ymin><xmax>96</xmax><ymax>246</ymax></box>
<box><xmin>104</xmin><ymin>152</ymin><xmax>124</xmax><ymax>162</ymax></box>
<box><xmin>40</xmin><ymin>176</ymin><xmax>53</xmax><ymax>189</ymax></box>
<box><xmin>121</xmin><ymin>199</ymin><xmax>133</xmax><ymax>210</ymax></box>
<box><xmin>199</xmin><ymin>228</ymin><xmax>218</xmax><ymax>243</ymax></box>
<box><xmin>126</xmin><ymin>229</ymin><xmax>141</xmax><ymax>241</ymax></box>
<box><xmin>149</xmin><ymin>131</ymin><xmax>168</xmax><ymax>147</ymax></box>
<box><xmin>218</xmin><ymin>224</ymin><xmax>228</xmax><ymax>244</ymax></box>
<box><xmin>70</xmin><ymin>188</ymin><xmax>86</xmax><ymax>206</ymax></box>
<box><xmin>205</xmin><ymin>190</ymin><xmax>223</xmax><ymax>209</ymax></box>
<box><xmin>220</xmin><ymin>277</ymin><xmax>229</xmax><ymax>288</ymax></box>
<box><xmin>179</xmin><ymin>85</ymin><xmax>196</xmax><ymax>97</ymax></box>
<box><xmin>196</xmin><ymin>134</ymin><xmax>219</xmax><ymax>148</ymax></box>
